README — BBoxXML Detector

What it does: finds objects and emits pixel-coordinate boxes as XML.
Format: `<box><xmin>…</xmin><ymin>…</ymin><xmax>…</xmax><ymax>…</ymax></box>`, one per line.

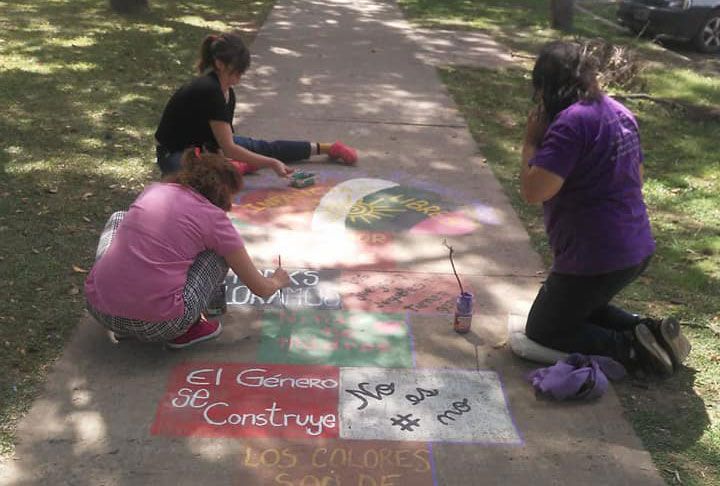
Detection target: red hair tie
<box><xmin>194</xmin><ymin>147</ymin><xmax>202</xmax><ymax>158</ymax></box>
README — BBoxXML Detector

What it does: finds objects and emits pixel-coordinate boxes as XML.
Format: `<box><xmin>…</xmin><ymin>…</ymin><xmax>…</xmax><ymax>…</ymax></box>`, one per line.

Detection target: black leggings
<box><xmin>525</xmin><ymin>256</ymin><xmax>651</xmax><ymax>364</ymax></box>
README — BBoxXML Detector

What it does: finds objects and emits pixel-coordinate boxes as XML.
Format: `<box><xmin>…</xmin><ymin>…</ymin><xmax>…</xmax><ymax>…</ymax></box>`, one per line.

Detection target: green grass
<box><xmin>1</xmin><ymin>1</ymin><xmax>717</xmax><ymax>482</ymax></box>
<box><xmin>398</xmin><ymin>0</ymin><xmax>719</xmax><ymax>484</ymax></box>
<box><xmin>0</xmin><ymin>0</ymin><xmax>275</xmax><ymax>457</ymax></box>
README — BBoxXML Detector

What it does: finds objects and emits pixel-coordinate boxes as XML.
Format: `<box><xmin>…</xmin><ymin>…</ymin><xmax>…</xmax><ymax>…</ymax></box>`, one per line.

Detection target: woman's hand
<box><xmin>209</xmin><ymin>121</ymin><xmax>295</xmax><ymax>178</ymax></box>
<box><xmin>226</xmin><ymin>248</ymin><xmax>291</xmax><ymax>299</ymax></box>
<box><xmin>271</xmin><ymin>267</ymin><xmax>291</xmax><ymax>289</ymax></box>
<box><xmin>271</xmin><ymin>159</ymin><xmax>294</xmax><ymax>178</ymax></box>
<box><xmin>525</xmin><ymin>107</ymin><xmax>549</xmax><ymax>148</ymax></box>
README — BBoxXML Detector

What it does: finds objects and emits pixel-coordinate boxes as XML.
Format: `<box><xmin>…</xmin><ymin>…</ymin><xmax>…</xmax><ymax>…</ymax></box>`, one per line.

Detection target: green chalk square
<box><xmin>258</xmin><ymin>310</ymin><xmax>413</xmax><ymax>367</ymax></box>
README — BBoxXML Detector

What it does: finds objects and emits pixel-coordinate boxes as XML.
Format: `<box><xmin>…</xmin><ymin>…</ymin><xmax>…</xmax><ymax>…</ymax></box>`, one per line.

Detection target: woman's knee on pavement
<box><xmin>525</xmin><ymin>315</ymin><xmax>556</xmax><ymax>346</ymax></box>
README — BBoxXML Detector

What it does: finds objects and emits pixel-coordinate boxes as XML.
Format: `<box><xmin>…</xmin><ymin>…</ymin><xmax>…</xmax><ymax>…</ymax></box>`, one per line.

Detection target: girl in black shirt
<box><xmin>155</xmin><ymin>32</ymin><xmax>357</xmax><ymax>177</ymax></box>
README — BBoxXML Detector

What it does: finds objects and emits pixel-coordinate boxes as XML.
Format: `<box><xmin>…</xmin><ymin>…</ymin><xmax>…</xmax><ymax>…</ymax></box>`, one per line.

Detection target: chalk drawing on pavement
<box><xmin>340</xmin><ymin>271</ymin><xmax>471</xmax><ymax>314</ymax></box>
<box><xmin>232</xmin><ymin>175</ymin><xmax>492</xmax><ymax>236</ymax></box>
<box><xmin>226</xmin><ymin>269</ymin><xmax>342</xmax><ymax>310</ymax></box>
<box><xmin>237</xmin><ymin>441</ymin><xmax>434</xmax><ymax>486</ymax></box>
<box><xmin>258</xmin><ymin>310</ymin><xmax>413</xmax><ymax>368</ymax></box>
<box><xmin>339</xmin><ymin>368</ymin><xmax>521</xmax><ymax>444</ymax></box>
<box><xmin>152</xmin><ymin>363</ymin><xmax>339</xmax><ymax>439</ymax></box>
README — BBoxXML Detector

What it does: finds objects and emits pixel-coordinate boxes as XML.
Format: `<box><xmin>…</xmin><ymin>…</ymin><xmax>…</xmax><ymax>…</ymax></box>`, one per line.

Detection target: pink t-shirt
<box><xmin>85</xmin><ymin>183</ymin><xmax>244</xmax><ymax>321</ymax></box>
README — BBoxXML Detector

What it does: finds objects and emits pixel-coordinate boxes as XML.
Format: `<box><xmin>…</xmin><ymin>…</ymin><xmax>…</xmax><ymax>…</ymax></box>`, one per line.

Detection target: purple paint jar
<box><xmin>453</xmin><ymin>292</ymin><xmax>473</xmax><ymax>334</ymax></box>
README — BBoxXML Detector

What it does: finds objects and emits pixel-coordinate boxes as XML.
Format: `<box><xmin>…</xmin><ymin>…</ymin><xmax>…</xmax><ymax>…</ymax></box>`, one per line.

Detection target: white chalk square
<box><xmin>339</xmin><ymin>368</ymin><xmax>520</xmax><ymax>444</ymax></box>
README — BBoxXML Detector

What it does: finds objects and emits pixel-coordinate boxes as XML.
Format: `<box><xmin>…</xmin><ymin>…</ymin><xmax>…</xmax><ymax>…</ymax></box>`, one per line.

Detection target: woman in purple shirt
<box><xmin>521</xmin><ymin>41</ymin><xmax>690</xmax><ymax>376</ymax></box>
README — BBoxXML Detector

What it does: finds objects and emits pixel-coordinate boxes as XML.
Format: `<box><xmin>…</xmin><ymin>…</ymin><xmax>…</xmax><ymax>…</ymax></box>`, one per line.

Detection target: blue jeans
<box><xmin>525</xmin><ymin>256</ymin><xmax>652</xmax><ymax>364</ymax></box>
<box><xmin>156</xmin><ymin>136</ymin><xmax>312</xmax><ymax>176</ymax></box>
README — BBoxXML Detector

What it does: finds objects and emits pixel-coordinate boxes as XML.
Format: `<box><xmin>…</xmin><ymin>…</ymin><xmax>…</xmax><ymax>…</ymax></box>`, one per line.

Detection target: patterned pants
<box><xmin>86</xmin><ymin>211</ymin><xmax>228</xmax><ymax>342</ymax></box>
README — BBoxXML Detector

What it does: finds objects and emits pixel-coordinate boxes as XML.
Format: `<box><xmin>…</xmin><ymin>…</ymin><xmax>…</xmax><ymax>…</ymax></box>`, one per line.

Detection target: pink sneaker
<box><xmin>328</xmin><ymin>141</ymin><xmax>357</xmax><ymax>165</ymax></box>
<box><xmin>167</xmin><ymin>317</ymin><xmax>222</xmax><ymax>349</ymax></box>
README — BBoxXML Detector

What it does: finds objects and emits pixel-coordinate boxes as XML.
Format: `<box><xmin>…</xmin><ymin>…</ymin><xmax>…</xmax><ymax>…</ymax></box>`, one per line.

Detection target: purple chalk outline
<box><xmin>406</xmin><ymin>311</ymin><xmax>418</xmax><ymax>369</ymax></box>
<box><xmin>428</xmin><ymin>442</ymin><xmax>439</xmax><ymax>486</ymax></box>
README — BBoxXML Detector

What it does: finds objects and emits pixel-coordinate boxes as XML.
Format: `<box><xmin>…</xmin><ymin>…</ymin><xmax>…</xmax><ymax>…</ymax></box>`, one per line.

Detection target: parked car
<box><xmin>617</xmin><ymin>0</ymin><xmax>720</xmax><ymax>53</ymax></box>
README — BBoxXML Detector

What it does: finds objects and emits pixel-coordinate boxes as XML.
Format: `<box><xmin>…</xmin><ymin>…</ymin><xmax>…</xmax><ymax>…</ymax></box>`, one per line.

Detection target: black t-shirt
<box><xmin>155</xmin><ymin>72</ymin><xmax>235</xmax><ymax>152</ymax></box>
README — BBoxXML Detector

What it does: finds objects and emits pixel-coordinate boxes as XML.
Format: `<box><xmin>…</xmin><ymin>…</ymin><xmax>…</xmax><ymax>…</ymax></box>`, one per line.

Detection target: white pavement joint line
<box><xmin>574</xmin><ymin>4</ymin><xmax>627</xmax><ymax>31</ymax></box>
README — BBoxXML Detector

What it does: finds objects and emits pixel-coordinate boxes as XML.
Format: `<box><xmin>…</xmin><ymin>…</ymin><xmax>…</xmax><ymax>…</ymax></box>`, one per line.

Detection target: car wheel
<box><xmin>694</xmin><ymin>11</ymin><xmax>720</xmax><ymax>53</ymax></box>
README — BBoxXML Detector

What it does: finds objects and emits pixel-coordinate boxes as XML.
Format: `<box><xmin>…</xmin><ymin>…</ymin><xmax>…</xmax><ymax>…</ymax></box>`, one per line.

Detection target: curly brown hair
<box><xmin>166</xmin><ymin>149</ymin><xmax>243</xmax><ymax>211</ymax></box>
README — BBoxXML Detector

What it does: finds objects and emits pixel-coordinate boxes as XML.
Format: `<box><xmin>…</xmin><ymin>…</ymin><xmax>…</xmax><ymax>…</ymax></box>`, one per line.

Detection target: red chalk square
<box><xmin>340</xmin><ymin>271</ymin><xmax>470</xmax><ymax>314</ymax></box>
<box><xmin>151</xmin><ymin>363</ymin><xmax>339</xmax><ymax>439</ymax></box>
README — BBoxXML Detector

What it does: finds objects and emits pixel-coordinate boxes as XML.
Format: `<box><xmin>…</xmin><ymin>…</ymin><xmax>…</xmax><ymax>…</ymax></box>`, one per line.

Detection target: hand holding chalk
<box><xmin>274</xmin><ymin>256</ymin><xmax>290</xmax><ymax>289</ymax></box>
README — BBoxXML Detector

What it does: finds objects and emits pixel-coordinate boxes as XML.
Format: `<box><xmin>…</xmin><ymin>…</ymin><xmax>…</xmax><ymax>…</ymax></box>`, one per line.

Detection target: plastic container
<box><xmin>290</xmin><ymin>171</ymin><xmax>316</xmax><ymax>188</ymax></box>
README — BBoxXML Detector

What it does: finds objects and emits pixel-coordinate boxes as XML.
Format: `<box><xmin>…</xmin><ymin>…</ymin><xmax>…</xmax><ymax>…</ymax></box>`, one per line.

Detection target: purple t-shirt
<box><xmin>85</xmin><ymin>183</ymin><xmax>244</xmax><ymax>321</ymax></box>
<box><xmin>529</xmin><ymin>95</ymin><xmax>655</xmax><ymax>275</ymax></box>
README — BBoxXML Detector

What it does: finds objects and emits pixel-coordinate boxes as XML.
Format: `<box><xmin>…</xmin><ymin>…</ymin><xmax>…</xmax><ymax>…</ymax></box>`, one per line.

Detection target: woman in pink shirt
<box><xmin>85</xmin><ymin>150</ymin><xmax>290</xmax><ymax>348</ymax></box>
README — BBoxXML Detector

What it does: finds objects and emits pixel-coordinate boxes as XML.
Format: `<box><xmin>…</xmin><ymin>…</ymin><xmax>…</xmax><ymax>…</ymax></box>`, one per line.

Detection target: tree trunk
<box><xmin>110</xmin><ymin>0</ymin><xmax>148</xmax><ymax>13</ymax></box>
<box><xmin>550</xmin><ymin>0</ymin><xmax>575</xmax><ymax>31</ymax></box>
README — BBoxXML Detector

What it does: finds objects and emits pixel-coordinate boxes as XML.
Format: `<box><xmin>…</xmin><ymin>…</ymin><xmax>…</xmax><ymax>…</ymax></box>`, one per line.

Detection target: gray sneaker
<box><xmin>658</xmin><ymin>317</ymin><xmax>692</xmax><ymax>368</ymax></box>
<box><xmin>634</xmin><ymin>323</ymin><xmax>674</xmax><ymax>377</ymax></box>
<box><xmin>643</xmin><ymin>317</ymin><xmax>692</xmax><ymax>370</ymax></box>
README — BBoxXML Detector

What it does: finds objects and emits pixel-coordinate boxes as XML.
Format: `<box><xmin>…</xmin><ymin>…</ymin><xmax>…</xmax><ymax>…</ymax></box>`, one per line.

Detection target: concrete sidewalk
<box><xmin>1</xmin><ymin>0</ymin><xmax>664</xmax><ymax>484</ymax></box>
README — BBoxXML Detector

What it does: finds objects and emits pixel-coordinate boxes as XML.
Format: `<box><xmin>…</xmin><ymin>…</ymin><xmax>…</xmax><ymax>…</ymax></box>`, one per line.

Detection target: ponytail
<box><xmin>196</xmin><ymin>32</ymin><xmax>251</xmax><ymax>75</ymax></box>
<box><xmin>196</xmin><ymin>34</ymin><xmax>219</xmax><ymax>73</ymax></box>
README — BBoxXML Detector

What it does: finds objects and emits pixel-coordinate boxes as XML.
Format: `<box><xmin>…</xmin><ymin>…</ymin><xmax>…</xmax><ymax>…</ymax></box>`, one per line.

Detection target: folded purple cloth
<box><xmin>527</xmin><ymin>353</ymin><xmax>626</xmax><ymax>400</ymax></box>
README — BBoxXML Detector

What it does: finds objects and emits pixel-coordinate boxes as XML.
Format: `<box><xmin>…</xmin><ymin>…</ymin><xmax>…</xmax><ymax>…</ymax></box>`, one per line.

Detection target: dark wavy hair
<box><xmin>532</xmin><ymin>41</ymin><xmax>602</xmax><ymax>121</ymax></box>
<box><xmin>196</xmin><ymin>31</ymin><xmax>251</xmax><ymax>75</ymax></box>
<box><xmin>166</xmin><ymin>149</ymin><xmax>243</xmax><ymax>211</ymax></box>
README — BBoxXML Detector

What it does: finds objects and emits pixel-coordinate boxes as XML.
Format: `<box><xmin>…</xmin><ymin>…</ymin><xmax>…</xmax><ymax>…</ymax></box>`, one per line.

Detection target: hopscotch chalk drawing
<box><xmin>153</xmin><ymin>364</ymin><xmax>520</xmax><ymax>444</ymax></box>
<box><xmin>233</xmin><ymin>175</ymin><xmax>487</xmax><ymax>236</ymax></box>
<box><xmin>225</xmin><ymin>269</ymin><xmax>472</xmax><ymax>314</ymax></box>
<box><xmin>340</xmin><ymin>271</ymin><xmax>472</xmax><ymax>314</ymax></box>
<box><xmin>229</xmin><ymin>173</ymin><xmax>500</xmax><ymax>272</ymax></box>
<box><xmin>226</xmin><ymin>269</ymin><xmax>342</xmax><ymax>310</ymax></box>
<box><xmin>339</xmin><ymin>368</ymin><xmax>521</xmax><ymax>444</ymax></box>
<box><xmin>152</xmin><ymin>363</ymin><xmax>339</xmax><ymax>439</ymax></box>
<box><xmin>315</xmin><ymin>181</ymin><xmax>476</xmax><ymax>235</ymax></box>
<box><xmin>258</xmin><ymin>310</ymin><xmax>413</xmax><ymax>367</ymax></box>
<box><xmin>237</xmin><ymin>442</ymin><xmax>434</xmax><ymax>486</ymax></box>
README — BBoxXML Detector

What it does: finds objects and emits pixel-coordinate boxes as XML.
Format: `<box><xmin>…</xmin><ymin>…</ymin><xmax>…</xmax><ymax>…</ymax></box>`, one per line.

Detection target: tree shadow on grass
<box><xmin>616</xmin><ymin>367</ymin><xmax>717</xmax><ymax>483</ymax></box>
<box><xmin>2</xmin><ymin>2</ymin><xmax>270</xmax><ymax>176</ymax></box>
<box><xmin>0</xmin><ymin>0</ymin><xmax>276</xmax><ymax>456</ymax></box>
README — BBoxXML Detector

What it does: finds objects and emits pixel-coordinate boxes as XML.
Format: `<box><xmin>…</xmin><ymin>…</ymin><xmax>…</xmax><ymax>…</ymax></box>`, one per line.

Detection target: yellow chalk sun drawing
<box><xmin>348</xmin><ymin>199</ymin><xmax>406</xmax><ymax>224</ymax></box>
